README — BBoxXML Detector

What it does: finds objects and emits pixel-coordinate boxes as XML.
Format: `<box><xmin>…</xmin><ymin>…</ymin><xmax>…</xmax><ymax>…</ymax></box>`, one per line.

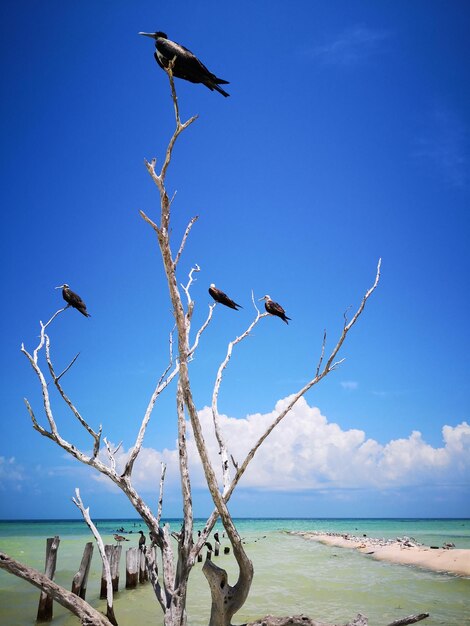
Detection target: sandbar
<box><xmin>292</xmin><ymin>531</ymin><xmax>470</xmax><ymax>577</ymax></box>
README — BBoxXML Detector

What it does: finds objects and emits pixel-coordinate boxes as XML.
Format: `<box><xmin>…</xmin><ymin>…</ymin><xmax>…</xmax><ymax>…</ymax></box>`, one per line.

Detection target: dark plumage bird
<box><xmin>259</xmin><ymin>295</ymin><xmax>291</xmax><ymax>324</ymax></box>
<box><xmin>209</xmin><ymin>284</ymin><xmax>242</xmax><ymax>310</ymax></box>
<box><xmin>138</xmin><ymin>530</ymin><xmax>146</xmax><ymax>550</ymax></box>
<box><xmin>139</xmin><ymin>31</ymin><xmax>230</xmax><ymax>97</ymax></box>
<box><xmin>55</xmin><ymin>284</ymin><xmax>90</xmax><ymax>317</ymax></box>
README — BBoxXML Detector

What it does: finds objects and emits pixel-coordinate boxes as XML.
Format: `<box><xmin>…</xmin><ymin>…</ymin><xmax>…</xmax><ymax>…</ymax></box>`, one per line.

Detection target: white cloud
<box><xmin>340</xmin><ymin>381</ymin><xmax>358</xmax><ymax>391</ymax></box>
<box><xmin>311</xmin><ymin>26</ymin><xmax>389</xmax><ymax>66</ymax></box>
<box><xmin>0</xmin><ymin>456</ymin><xmax>25</xmax><ymax>490</ymax></box>
<box><xmin>90</xmin><ymin>397</ymin><xmax>470</xmax><ymax>494</ymax></box>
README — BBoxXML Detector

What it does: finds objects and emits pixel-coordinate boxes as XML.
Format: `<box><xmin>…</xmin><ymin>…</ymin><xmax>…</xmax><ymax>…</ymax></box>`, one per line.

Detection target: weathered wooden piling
<box><xmin>224</xmin><ymin>546</ymin><xmax>230</xmax><ymax>555</ymax></box>
<box><xmin>139</xmin><ymin>548</ymin><xmax>148</xmax><ymax>583</ymax></box>
<box><xmin>197</xmin><ymin>552</ymin><xmax>203</xmax><ymax>563</ymax></box>
<box><xmin>126</xmin><ymin>547</ymin><xmax>139</xmax><ymax>589</ymax></box>
<box><xmin>37</xmin><ymin>536</ymin><xmax>60</xmax><ymax>622</ymax></box>
<box><xmin>71</xmin><ymin>542</ymin><xmax>93</xmax><ymax>599</ymax></box>
<box><xmin>100</xmin><ymin>544</ymin><xmax>122</xmax><ymax>598</ymax></box>
<box><xmin>214</xmin><ymin>540</ymin><xmax>220</xmax><ymax>557</ymax></box>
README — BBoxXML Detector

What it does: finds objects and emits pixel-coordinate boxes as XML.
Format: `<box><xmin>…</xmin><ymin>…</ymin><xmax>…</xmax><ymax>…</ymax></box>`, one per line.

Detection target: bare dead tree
<box><xmin>2</xmin><ymin>61</ymin><xmax>429</xmax><ymax>626</ymax></box>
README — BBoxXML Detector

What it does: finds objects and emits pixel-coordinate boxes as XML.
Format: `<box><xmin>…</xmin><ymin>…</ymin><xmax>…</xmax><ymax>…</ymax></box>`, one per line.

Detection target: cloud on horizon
<box><xmin>91</xmin><ymin>396</ymin><xmax>470</xmax><ymax>495</ymax></box>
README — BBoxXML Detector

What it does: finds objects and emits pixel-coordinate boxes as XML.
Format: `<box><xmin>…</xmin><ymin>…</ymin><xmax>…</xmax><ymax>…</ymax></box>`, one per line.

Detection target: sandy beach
<box><xmin>293</xmin><ymin>531</ymin><xmax>470</xmax><ymax>577</ymax></box>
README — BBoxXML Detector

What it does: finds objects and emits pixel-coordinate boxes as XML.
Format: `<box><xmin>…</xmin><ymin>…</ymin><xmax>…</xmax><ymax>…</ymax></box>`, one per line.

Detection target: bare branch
<box><xmin>194</xmin><ymin>260</ymin><xmax>382</xmax><ymax>557</ymax></box>
<box><xmin>31</xmin><ymin>307</ymin><xmax>68</xmax><ymax>364</ymax></box>
<box><xmin>175</xmin><ymin>217</ymin><xmax>199</xmax><ymax>268</ymax></box>
<box><xmin>139</xmin><ymin>208</ymin><xmax>160</xmax><ymax>233</ymax></box>
<box><xmin>315</xmin><ymin>330</ymin><xmax>327</xmax><ymax>377</ymax></box>
<box><xmin>104</xmin><ymin>438</ymin><xmax>122</xmax><ymax>473</ymax></box>
<box><xmin>72</xmin><ymin>489</ymin><xmax>117</xmax><ymax>625</ymax></box>
<box><xmin>45</xmin><ymin>334</ymin><xmax>101</xmax><ymax>449</ymax></box>
<box><xmin>188</xmin><ymin>303</ymin><xmax>216</xmax><ymax>357</ymax></box>
<box><xmin>386</xmin><ymin>614</ymin><xmax>429</xmax><ymax>626</ymax></box>
<box><xmin>122</xmin><ymin>330</ymin><xmax>179</xmax><ymax>478</ymax></box>
<box><xmin>55</xmin><ymin>352</ymin><xmax>80</xmax><ymax>383</ymax></box>
<box><xmin>181</xmin><ymin>264</ymin><xmax>200</xmax><ymax>306</ymax></box>
<box><xmin>212</xmin><ymin>305</ymin><xmax>270</xmax><ymax>493</ymax></box>
<box><xmin>157</xmin><ymin>462</ymin><xmax>167</xmax><ymax>526</ymax></box>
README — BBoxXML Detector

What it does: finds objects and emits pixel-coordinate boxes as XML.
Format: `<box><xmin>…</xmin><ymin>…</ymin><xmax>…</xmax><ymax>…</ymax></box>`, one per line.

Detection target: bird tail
<box><xmin>213</xmin><ymin>83</ymin><xmax>230</xmax><ymax>97</ymax></box>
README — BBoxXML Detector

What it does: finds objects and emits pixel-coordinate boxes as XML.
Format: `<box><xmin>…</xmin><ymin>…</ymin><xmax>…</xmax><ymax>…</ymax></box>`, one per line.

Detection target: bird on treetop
<box><xmin>138</xmin><ymin>31</ymin><xmax>230</xmax><ymax>97</ymax></box>
<box><xmin>55</xmin><ymin>284</ymin><xmax>91</xmax><ymax>318</ymax></box>
<box><xmin>259</xmin><ymin>295</ymin><xmax>291</xmax><ymax>324</ymax></box>
<box><xmin>209</xmin><ymin>284</ymin><xmax>242</xmax><ymax>310</ymax></box>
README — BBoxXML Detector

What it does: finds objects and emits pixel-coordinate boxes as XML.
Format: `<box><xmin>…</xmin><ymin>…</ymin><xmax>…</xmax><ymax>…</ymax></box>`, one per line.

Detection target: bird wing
<box><xmin>268</xmin><ymin>300</ymin><xmax>286</xmax><ymax>316</ymax></box>
<box><xmin>156</xmin><ymin>38</ymin><xmax>187</xmax><ymax>62</ymax></box>
<box><xmin>156</xmin><ymin>38</ymin><xmax>218</xmax><ymax>82</ymax></box>
<box><xmin>65</xmin><ymin>289</ymin><xmax>86</xmax><ymax>308</ymax></box>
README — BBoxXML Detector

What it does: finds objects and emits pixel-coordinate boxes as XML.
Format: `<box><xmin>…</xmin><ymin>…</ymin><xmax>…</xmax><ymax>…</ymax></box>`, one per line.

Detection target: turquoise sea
<box><xmin>1</xmin><ymin>518</ymin><xmax>469</xmax><ymax>625</ymax></box>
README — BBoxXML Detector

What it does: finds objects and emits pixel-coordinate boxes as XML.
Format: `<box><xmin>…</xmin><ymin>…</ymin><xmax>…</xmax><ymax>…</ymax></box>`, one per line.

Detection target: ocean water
<box><xmin>0</xmin><ymin>518</ymin><xmax>469</xmax><ymax>625</ymax></box>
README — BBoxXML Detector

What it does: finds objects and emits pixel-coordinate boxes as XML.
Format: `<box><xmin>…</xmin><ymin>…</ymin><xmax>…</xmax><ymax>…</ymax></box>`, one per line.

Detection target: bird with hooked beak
<box><xmin>139</xmin><ymin>31</ymin><xmax>230</xmax><ymax>97</ymax></box>
<box><xmin>55</xmin><ymin>284</ymin><xmax>90</xmax><ymax>317</ymax></box>
<box><xmin>259</xmin><ymin>295</ymin><xmax>291</xmax><ymax>324</ymax></box>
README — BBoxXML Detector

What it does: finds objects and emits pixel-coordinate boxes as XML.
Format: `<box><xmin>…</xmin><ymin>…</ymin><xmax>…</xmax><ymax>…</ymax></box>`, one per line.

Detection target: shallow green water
<box><xmin>1</xmin><ymin>519</ymin><xmax>469</xmax><ymax>625</ymax></box>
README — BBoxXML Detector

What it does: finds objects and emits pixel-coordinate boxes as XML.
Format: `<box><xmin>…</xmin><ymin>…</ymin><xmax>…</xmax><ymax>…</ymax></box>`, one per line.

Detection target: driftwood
<box><xmin>37</xmin><ymin>535</ymin><xmax>60</xmax><ymax>622</ymax></box>
<box><xmin>241</xmin><ymin>613</ymin><xmax>429</xmax><ymax>626</ymax></box>
<box><xmin>71</xmin><ymin>542</ymin><xmax>94</xmax><ymax>599</ymax></box>
<box><xmin>0</xmin><ymin>551</ymin><xmax>112</xmax><ymax>626</ymax></box>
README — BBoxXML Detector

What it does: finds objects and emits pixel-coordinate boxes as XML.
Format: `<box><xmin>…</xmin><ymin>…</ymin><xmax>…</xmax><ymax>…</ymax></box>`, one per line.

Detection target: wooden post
<box><xmin>223</xmin><ymin>546</ymin><xmax>230</xmax><ymax>555</ymax></box>
<box><xmin>139</xmin><ymin>548</ymin><xmax>148</xmax><ymax>583</ymax></box>
<box><xmin>126</xmin><ymin>548</ymin><xmax>139</xmax><ymax>589</ymax></box>
<box><xmin>37</xmin><ymin>536</ymin><xmax>60</xmax><ymax>622</ymax></box>
<box><xmin>100</xmin><ymin>545</ymin><xmax>122</xmax><ymax>598</ymax></box>
<box><xmin>71</xmin><ymin>542</ymin><xmax>93</xmax><ymax>599</ymax></box>
<box><xmin>197</xmin><ymin>552</ymin><xmax>203</xmax><ymax>563</ymax></box>
<box><xmin>110</xmin><ymin>544</ymin><xmax>122</xmax><ymax>592</ymax></box>
<box><xmin>214</xmin><ymin>540</ymin><xmax>220</xmax><ymax>557</ymax></box>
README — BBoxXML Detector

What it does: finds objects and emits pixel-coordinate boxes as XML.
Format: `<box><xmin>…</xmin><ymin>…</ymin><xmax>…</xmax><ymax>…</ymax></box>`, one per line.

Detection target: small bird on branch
<box><xmin>209</xmin><ymin>284</ymin><xmax>242</xmax><ymax>310</ymax></box>
<box><xmin>55</xmin><ymin>284</ymin><xmax>91</xmax><ymax>317</ymax></box>
<box><xmin>139</xmin><ymin>31</ymin><xmax>230</xmax><ymax>97</ymax></box>
<box><xmin>259</xmin><ymin>295</ymin><xmax>291</xmax><ymax>324</ymax></box>
<box><xmin>138</xmin><ymin>530</ymin><xmax>146</xmax><ymax>550</ymax></box>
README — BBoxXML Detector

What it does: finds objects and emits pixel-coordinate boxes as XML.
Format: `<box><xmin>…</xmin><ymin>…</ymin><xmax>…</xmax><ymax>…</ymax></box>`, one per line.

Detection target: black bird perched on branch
<box><xmin>259</xmin><ymin>295</ymin><xmax>291</xmax><ymax>324</ymax></box>
<box><xmin>55</xmin><ymin>284</ymin><xmax>91</xmax><ymax>317</ymax></box>
<box><xmin>138</xmin><ymin>530</ymin><xmax>146</xmax><ymax>550</ymax></box>
<box><xmin>209</xmin><ymin>284</ymin><xmax>242</xmax><ymax>310</ymax></box>
<box><xmin>139</xmin><ymin>31</ymin><xmax>230</xmax><ymax>97</ymax></box>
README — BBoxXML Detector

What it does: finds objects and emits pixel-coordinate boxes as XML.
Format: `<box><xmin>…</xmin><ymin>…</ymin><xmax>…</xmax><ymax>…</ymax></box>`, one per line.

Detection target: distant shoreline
<box><xmin>292</xmin><ymin>531</ymin><xmax>470</xmax><ymax>577</ymax></box>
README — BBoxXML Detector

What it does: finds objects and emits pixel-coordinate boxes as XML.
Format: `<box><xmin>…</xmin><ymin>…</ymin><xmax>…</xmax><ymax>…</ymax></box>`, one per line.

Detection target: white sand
<box><xmin>294</xmin><ymin>532</ymin><xmax>470</xmax><ymax>577</ymax></box>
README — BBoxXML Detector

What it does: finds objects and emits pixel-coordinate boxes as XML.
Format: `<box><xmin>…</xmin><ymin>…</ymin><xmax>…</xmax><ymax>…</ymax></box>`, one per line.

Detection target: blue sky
<box><xmin>1</xmin><ymin>1</ymin><xmax>469</xmax><ymax>520</ymax></box>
